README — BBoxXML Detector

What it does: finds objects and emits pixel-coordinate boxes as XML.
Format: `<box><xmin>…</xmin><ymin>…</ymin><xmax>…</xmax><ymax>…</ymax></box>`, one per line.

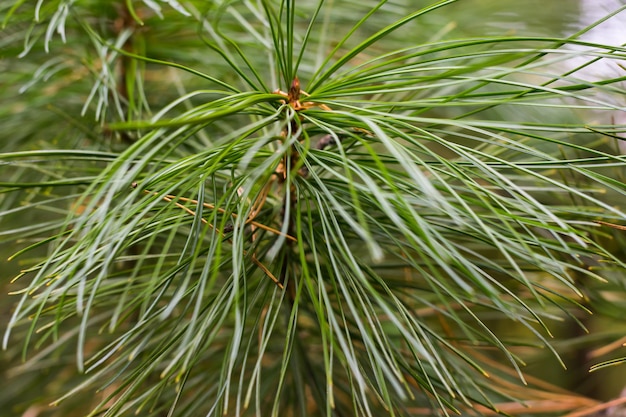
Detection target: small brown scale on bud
<box><xmin>288</xmin><ymin>76</ymin><xmax>301</xmax><ymax>108</ymax></box>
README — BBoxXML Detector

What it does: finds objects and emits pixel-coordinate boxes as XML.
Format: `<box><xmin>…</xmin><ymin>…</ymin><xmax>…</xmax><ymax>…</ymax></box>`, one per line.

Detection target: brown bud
<box><xmin>288</xmin><ymin>76</ymin><xmax>300</xmax><ymax>104</ymax></box>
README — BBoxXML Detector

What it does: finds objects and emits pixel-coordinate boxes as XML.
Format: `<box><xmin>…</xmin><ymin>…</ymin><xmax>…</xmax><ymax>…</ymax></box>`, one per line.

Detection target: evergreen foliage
<box><xmin>1</xmin><ymin>1</ymin><xmax>625</xmax><ymax>416</ymax></box>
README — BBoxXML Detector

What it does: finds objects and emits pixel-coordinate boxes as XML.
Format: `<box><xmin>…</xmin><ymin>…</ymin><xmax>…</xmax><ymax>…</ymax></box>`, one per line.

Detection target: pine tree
<box><xmin>1</xmin><ymin>1</ymin><xmax>626</xmax><ymax>416</ymax></box>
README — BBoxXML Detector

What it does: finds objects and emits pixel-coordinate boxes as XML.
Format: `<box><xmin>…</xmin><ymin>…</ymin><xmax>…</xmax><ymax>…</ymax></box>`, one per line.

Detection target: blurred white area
<box><xmin>576</xmin><ymin>0</ymin><xmax>626</xmax><ymax>76</ymax></box>
<box><xmin>576</xmin><ymin>0</ymin><xmax>626</xmax><ymax>152</ymax></box>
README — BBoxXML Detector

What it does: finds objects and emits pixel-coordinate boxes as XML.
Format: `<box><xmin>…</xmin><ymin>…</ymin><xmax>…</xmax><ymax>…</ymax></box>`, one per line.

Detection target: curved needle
<box><xmin>133</xmin><ymin>185</ymin><xmax>290</xmax><ymax>289</ymax></box>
